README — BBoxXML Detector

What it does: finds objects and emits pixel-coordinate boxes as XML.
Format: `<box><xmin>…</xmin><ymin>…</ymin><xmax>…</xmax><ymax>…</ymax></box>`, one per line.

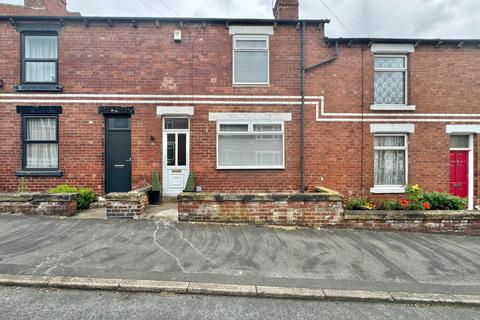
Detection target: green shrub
<box><xmin>183</xmin><ymin>173</ymin><xmax>195</xmax><ymax>192</ymax></box>
<box><xmin>151</xmin><ymin>171</ymin><xmax>162</xmax><ymax>192</ymax></box>
<box><xmin>48</xmin><ymin>185</ymin><xmax>95</xmax><ymax>210</ymax></box>
<box><xmin>380</xmin><ymin>200</ymin><xmax>402</xmax><ymax>210</ymax></box>
<box><xmin>422</xmin><ymin>192</ymin><xmax>467</xmax><ymax>210</ymax></box>
<box><xmin>346</xmin><ymin>198</ymin><xmax>375</xmax><ymax>210</ymax></box>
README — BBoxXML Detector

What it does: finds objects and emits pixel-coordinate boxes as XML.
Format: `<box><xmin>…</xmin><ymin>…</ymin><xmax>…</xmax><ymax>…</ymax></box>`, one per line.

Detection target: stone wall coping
<box><xmin>178</xmin><ymin>192</ymin><xmax>344</xmax><ymax>202</ymax></box>
<box><xmin>0</xmin><ymin>192</ymin><xmax>77</xmax><ymax>202</ymax></box>
<box><xmin>105</xmin><ymin>186</ymin><xmax>151</xmax><ymax>202</ymax></box>
<box><xmin>344</xmin><ymin>210</ymin><xmax>480</xmax><ymax>221</ymax></box>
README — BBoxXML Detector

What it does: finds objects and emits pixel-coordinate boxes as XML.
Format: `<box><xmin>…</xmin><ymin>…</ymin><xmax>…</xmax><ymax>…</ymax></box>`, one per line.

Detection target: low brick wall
<box><xmin>178</xmin><ymin>191</ymin><xmax>480</xmax><ymax>234</ymax></box>
<box><xmin>342</xmin><ymin>210</ymin><xmax>480</xmax><ymax>235</ymax></box>
<box><xmin>105</xmin><ymin>186</ymin><xmax>150</xmax><ymax>219</ymax></box>
<box><xmin>178</xmin><ymin>192</ymin><xmax>344</xmax><ymax>227</ymax></box>
<box><xmin>0</xmin><ymin>193</ymin><xmax>77</xmax><ymax>217</ymax></box>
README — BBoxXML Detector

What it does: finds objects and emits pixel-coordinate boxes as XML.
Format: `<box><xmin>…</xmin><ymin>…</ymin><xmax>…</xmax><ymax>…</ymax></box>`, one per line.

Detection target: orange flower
<box><xmin>400</xmin><ymin>199</ymin><xmax>409</xmax><ymax>207</ymax></box>
<box><xmin>422</xmin><ymin>202</ymin><xmax>431</xmax><ymax>210</ymax></box>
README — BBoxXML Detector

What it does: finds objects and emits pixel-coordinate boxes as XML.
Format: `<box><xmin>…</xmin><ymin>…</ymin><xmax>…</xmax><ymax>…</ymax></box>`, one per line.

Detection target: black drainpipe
<box><xmin>300</xmin><ymin>22</ymin><xmax>306</xmax><ymax>193</ymax></box>
<box><xmin>300</xmin><ymin>29</ymin><xmax>340</xmax><ymax>193</ymax></box>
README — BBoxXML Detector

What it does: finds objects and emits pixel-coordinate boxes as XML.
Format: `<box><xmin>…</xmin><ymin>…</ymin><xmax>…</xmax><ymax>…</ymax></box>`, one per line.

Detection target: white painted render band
<box><xmin>2</xmin><ymin>93</ymin><xmax>480</xmax><ymax>122</ymax></box>
<box><xmin>371</xmin><ymin>43</ymin><xmax>415</xmax><ymax>53</ymax></box>
<box><xmin>370</xmin><ymin>123</ymin><xmax>415</xmax><ymax>133</ymax></box>
<box><xmin>209</xmin><ymin>112</ymin><xmax>292</xmax><ymax>122</ymax></box>
<box><xmin>446</xmin><ymin>125</ymin><xmax>480</xmax><ymax>134</ymax></box>
<box><xmin>157</xmin><ymin>106</ymin><xmax>194</xmax><ymax>116</ymax></box>
<box><xmin>228</xmin><ymin>25</ymin><xmax>274</xmax><ymax>35</ymax></box>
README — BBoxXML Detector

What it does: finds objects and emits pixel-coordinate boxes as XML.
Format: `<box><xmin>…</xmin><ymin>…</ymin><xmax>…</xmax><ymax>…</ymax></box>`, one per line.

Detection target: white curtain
<box><xmin>374</xmin><ymin>136</ymin><xmax>405</xmax><ymax>185</ymax></box>
<box><xmin>219</xmin><ymin>134</ymin><xmax>283</xmax><ymax>167</ymax></box>
<box><xmin>234</xmin><ymin>51</ymin><xmax>268</xmax><ymax>83</ymax></box>
<box><xmin>26</xmin><ymin>119</ymin><xmax>58</xmax><ymax>169</ymax></box>
<box><xmin>25</xmin><ymin>36</ymin><xmax>57</xmax><ymax>82</ymax></box>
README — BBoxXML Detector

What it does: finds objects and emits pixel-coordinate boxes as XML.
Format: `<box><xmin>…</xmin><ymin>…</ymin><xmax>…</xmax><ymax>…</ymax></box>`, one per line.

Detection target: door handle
<box><xmin>125</xmin><ymin>158</ymin><xmax>132</xmax><ymax>162</ymax></box>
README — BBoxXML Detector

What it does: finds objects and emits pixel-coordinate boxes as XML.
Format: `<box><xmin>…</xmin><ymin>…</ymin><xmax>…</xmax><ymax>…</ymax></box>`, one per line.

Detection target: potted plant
<box><xmin>148</xmin><ymin>171</ymin><xmax>162</xmax><ymax>204</ymax></box>
<box><xmin>183</xmin><ymin>173</ymin><xmax>195</xmax><ymax>192</ymax></box>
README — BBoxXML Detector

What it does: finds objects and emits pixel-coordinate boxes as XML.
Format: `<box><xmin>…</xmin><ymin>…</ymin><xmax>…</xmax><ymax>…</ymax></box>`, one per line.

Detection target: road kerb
<box><xmin>256</xmin><ymin>286</ymin><xmax>325</xmax><ymax>299</ymax></box>
<box><xmin>119</xmin><ymin>279</ymin><xmax>188</xmax><ymax>294</ymax></box>
<box><xmin>453</xmin><ymin>294</ymin><xmax>480</xmax><ymax>306</ymax></box>
<box><xmin>48</xmin><ymin>276</ymin><xmax>121</xmax><ymax>291</ymax></box>
<box><xmin>187</xmin><ymin>282</ymin><xmax>257</xmax><ymax>297</ymax></box>
<box><xmin>323</xmin><ymin>289</ymin><xmax>393</xmax><ymax>302</ymax></box>
<box><xmin>391</xmin><ymin>292</ymin><xmax>460</xmax><ymax>304</ymax></box>
<box><xmin>0</xmin><ymin>274</ymin><xmax>479</xmax><ymax>306</ymax></box>
<box><xmin>0</xmin><ymin>274</ymin><xmax>50</xmax><ymax>288</ymax></box>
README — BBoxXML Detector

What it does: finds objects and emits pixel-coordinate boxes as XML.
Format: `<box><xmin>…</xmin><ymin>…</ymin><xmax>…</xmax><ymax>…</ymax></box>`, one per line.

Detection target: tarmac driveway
<box><xmin>0</xmin><ymin>214</ymin><xmax>479</xmax><ymax>294</ymax></box>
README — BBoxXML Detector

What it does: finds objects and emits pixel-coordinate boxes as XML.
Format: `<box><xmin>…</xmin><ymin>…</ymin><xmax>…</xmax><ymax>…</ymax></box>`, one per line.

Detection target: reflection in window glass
<box><xmin>165</xmin><ymin>118</ymin><xmax>188</xmax><ymax>130</ymax></box>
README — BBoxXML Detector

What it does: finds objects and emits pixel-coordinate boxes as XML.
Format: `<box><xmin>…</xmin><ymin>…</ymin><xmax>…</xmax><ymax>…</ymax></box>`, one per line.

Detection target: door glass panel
<box><xmin>450</xmin><ymin>136</ymin><xmax>469</xmax><ymax>149</ymax></box>
<box><xmin>165</xmin><ymin>118</ymin><xmax>188</xmax><ymax>130</ymax></box>
<box><xmin>167</xmin><ymin>134</ymin><xmax>176</xmax><ymax>166</ymax></box>
<box><xmin>107</xmin><ymin>117</ymin><xmax>130</xmax><ymax>129</ymax></box>
<box><xmin>178</xmin><ymin>134</ymin><xmax>187</xmax><ymax>166</ymax></box>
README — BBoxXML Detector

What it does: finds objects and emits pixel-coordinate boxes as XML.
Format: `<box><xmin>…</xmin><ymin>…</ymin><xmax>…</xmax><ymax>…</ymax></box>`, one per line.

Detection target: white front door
<box><xmin>163</xmin><ymin>117</ymin><xmax>190</xmax><ymax>196</ymax></box>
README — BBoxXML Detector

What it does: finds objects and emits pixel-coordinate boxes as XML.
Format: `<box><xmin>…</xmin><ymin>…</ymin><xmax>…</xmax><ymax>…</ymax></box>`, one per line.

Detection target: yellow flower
<box><xmin>411</xmin><ymin>184</ymin><xmax>420</xmax><ymax>192</ymax></box>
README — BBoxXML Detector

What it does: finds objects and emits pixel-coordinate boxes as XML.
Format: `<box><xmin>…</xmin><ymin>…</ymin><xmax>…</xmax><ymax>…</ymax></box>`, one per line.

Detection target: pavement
<box><xmin>74</xmin><ymin>202</ymin><xmax>178</xmax><ymax>221</ymax></box>
<box><xmin>0</xmin><ymin>214</ymin><xmax>479</xmax><ymax>305</ymax></box>
<box><xmin>2</xmin><ymin>286</ymin><xmax>480</xmax><ymax>320</ymax></box>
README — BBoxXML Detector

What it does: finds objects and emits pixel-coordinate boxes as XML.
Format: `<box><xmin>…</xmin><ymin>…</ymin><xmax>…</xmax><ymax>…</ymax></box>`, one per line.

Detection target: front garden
<box><xmin>346</xmin><ymin>184</ymin><xmax>467</xmax><ymax>211</ymax></box>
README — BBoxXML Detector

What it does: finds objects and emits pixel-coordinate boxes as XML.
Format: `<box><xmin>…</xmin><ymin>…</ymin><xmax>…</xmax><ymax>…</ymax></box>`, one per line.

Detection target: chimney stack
<box><xmin>273</xmin><ymin>0</ymin><xmax>299</xmax><ymax>20</ymax></box>
<box><xmin>24</xmin><ymin>0</ymin><xmax>44</xmax><ymax>8</ymax></box>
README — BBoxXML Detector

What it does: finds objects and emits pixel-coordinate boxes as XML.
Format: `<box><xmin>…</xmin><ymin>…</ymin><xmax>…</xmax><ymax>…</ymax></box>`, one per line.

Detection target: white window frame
<box><xmin>371</xmin><ymin>54</ymin><xmax>414</xmax><ymax>111</ymax></box>
<box><xmin>232</xmin><ymin>35</ymin><xmax>270</xmax><ymax>86</ymax></box>
<box><xmin>370</xmin><ymin>134</ymin><xmax>408</xmax><ymax>194</ymax></box>
<box><xmin>216</xmin><ymin>121</ymin><xmax>285</xmax><ymax>170</ymax></box>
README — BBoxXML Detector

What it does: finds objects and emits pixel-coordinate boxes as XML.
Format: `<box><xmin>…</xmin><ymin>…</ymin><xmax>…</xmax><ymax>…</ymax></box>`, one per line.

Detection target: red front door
<box><xmin>450</xmin><ymin>151</ymin><xmax>469</xmax><ymax>198</ymax></box>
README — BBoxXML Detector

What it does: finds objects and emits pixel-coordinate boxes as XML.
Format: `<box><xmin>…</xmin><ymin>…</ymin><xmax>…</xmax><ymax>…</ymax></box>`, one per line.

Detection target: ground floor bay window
<box><xmin>371</xmin><ymin>134</ymin><xmax>408</xmax><ymax>193</ymax></box>
<box><xmin>217</xmin><ymin>122</ymin><xmax>284</xmax><ymax>169</ymax></box>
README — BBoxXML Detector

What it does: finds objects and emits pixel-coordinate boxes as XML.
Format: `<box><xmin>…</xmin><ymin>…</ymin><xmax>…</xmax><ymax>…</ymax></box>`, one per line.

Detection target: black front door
<box><xmin>105</xmin><ymin>116</ymin><xmax>131</xmax><ymax>193</ymax></box>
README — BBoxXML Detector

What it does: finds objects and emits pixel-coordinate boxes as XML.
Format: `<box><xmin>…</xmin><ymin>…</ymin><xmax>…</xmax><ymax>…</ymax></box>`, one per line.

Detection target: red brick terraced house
<box><xmin>0</xmin><ymin>0</ymin><xmax>479</xmax><ymax>209</ymax></box>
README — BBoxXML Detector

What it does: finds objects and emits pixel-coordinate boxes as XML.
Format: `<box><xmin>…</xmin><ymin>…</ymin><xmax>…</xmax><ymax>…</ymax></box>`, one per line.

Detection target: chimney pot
<box><xmin>273</xmin><ymin>0</ymin><xmax>299</xmax><ymax>20</ymax></box>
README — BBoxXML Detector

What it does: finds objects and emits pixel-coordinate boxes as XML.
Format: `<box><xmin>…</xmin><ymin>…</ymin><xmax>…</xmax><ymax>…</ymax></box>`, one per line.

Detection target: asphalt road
<box><xmin>1</xmin><ymin>286</ymin><xmax>479</xmax><ymax>320</ymax></box>
<box><xmin>0</xmin><ymin>214</ymin><xmax>479</xmax><ymax>294</ymax></box>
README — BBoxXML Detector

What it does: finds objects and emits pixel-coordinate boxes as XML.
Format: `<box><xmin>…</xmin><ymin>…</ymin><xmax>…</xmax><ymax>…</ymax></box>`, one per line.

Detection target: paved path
<box><xmin>0</xmin><ymin>214</ymin><xmax>479</xmax><ymax>295</ymax></box>
<box><xmin>1</xmin><ymin>286</ymin><xmax>479</xmax><ymax>320</ymax></box>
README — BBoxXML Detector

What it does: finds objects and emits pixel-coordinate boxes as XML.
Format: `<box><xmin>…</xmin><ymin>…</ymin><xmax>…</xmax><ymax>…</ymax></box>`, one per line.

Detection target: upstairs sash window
<box><xmin>22</xmin><ymin>34</ymin><xmax>58</xmax><ymax>83</ymax></box>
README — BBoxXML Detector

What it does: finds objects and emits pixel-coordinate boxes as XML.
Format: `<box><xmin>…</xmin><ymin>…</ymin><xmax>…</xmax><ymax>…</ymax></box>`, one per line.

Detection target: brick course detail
<box><xmin>0</xmin><ymin>2</ymin><xmax>479</xmax><ymax>207</ymax></box>
<box><xmin>0</xmin><ymin>193</ymin><xmax>77</xmax><ymax>216</ymax></box>
<box><xmin>178</xmin><ymin>193</ymin><xmax>480</xmax><ymax>234</ymax></box>
<box><xmin>105</xmin><ymin>188</ymin><xmax>149</xmax><ymax>219</ymax></box>
<box><xmin>178</xmin><ymin>192</ymin><xmax>344</xmax><ymax>227</ymax></box>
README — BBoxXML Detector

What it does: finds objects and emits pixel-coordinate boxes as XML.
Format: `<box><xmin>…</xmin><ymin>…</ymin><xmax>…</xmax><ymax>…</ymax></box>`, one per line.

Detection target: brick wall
<box><xmin>0</xmin><ymin>18</ymin><xmax>479</xmax><ymax>203</ymax></box>
<box><xmin>105</xmin><ymin>188</ymin><xmax>149</xmax><ymax>219</ymax></box>
<box><xmin>178</xmin><ymin>192</ymin><xmax>344</xmax><ymax>227</ymax></box>
<box><xmin>341</xmin><ymin>211</ymin><xmax>480</xmax><ymax>235</ymax></box>
<box><xmin>0</xmin><ymin>193</ymin><xmax>77</xmax><ymax>216</ymax></box>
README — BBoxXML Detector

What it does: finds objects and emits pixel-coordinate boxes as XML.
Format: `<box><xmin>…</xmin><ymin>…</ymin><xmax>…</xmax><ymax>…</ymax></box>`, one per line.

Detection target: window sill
<box><xmin>15</xmin><ymin>83</ymin><xmax>63</xmax><ymax>92</ymax></box>
<box><xmin>16</xmin><ymin>170</ymin><xmax>64</xmax><ymax>177</ymax></box>
<box><xmin>370</xmin><ymin>104</ymin><xmax>416</xmax><ymax>111</ymax></box>
<box><xmin>232</xmin><ymin>83</ymin><xmax>270</xmax><ymax>88</ymax></box>
<box><xmin>370</xmin><ymin>186</ymin><xmax>405</xmax><ymax>194</ymax></box>
<box><xmin>217</xmin><ymin>166</ymin><xmax>285</xmax><ymax>170</ymax></box>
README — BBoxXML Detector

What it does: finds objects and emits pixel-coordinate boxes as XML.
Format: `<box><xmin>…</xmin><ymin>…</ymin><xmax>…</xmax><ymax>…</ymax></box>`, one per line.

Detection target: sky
<box><xmin>3</xmin><ymin>0</ymin><xmax>480</xmax><ymax>38</ymax></box>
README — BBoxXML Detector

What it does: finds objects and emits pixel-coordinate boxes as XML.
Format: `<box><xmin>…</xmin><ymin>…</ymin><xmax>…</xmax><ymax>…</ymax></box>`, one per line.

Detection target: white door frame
<box><xmin>449</xmin><ymin>134</ymin><xmax>474</xmax><ymax>210</ymax></box>
<box><xmin>162</xmin><ymin>116</ymin><xmax>190</xmax><ymax>196</ymax></box>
